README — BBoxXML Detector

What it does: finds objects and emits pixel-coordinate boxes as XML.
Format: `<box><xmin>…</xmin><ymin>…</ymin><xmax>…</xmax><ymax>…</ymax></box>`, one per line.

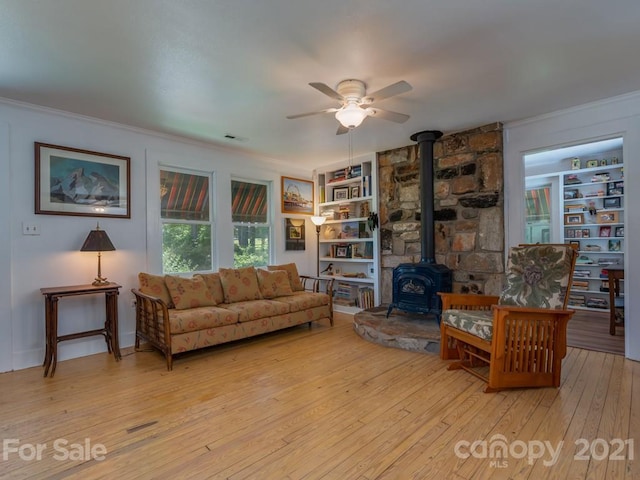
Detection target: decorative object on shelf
<box><xmin>603</xmin><ymin>197</ymin><xmax>621</xmax><ymax>209</ymax></box>
<box><xmin>586</xmin><ymin>159</ymin><xmax>599</xmax><ymax>168</ymax></box>
<box><xmin>311</xmin><ymin>216</ymin><xmax>327</xmax><ymax>275</ymax></box>
<box><xmin>320</xmin><ymin>263</ymin><xmax>333</xmax><ymax>275</ymax></box>
<box><xmin>284</xmin><ymin>218</ymin><xmax>305</xmax><ymax>251</ymax></box>
<box><xmin>80</xmin><ymin>222</ymin><xmax>116</xmax><ymax>286</ymax></box>
<box><xmin>570</xmin><ymin>157</ymin><xmax>581</xmax><ymax>170</ymax></box>
<box><xmin>599</xmin><ymin>226</ymin><xmax>612</xmax><ymax>237</ymax></box>
<box><xmin>564</xmin><ymin>213</ymin><xmax>584</xmax><ymax>225</ymax></box>
<box><xmin>608</xmin><ymin>239</ymin><xmax>621</xmax><ymax>252</ymax></box>
<box><xmin>333</xmin><ymin>187</ymin><xmax>349</xmax><ymax>201</ymax></box>
<box><xmin>588</xmin><ymin>201</ymin><xmax>597</xmax><ymax>216</ymax></box>
<box><xmin>281</xmin><ymin>177</ymin><xmax>314</xmax><ymax>215</ymax></box>
<box><xmin>35</xmin><ymin>142</ymin><xmax>131</xmax><ymax>218</ymax></box>
<box><xmin>367</xmin><ymin>212</ymin><xmax>379</xmax><ymax>231</ymax></box>
<box><xmin>564</xmin><ymin>188</ymin><xmax>580</xmax><ymax>199</ymax></box>
<box><xmin>607</xmin><ymin>181</ymin><xmax>624</xmax><ymax>196</ymax></box>
<box><xmin>615</xmin><ymin>226</ymin><xmax>624</xmax><ymax>237</ymax></box>
<box><xmin>323</xmin><ymin>225</ymin><xmax>337</xmax><ymax>239</ymax></box>
<box><xmin>591</xmin><ymin>172</ymin><xmax>610</xmax><ymax>182</ymax></box>
<box><xmin>569</xmin><ymin>240</ymin><xmax>581</xmax><ymax>249</ymax></box>
<box><xmin>564</xmin><ymin>174</ymin><xmax>581</xmax><ymax>185</ymax></box>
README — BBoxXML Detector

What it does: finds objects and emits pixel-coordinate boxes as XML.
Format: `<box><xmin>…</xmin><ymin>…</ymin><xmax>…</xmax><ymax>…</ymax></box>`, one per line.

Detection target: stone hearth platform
<box><xmin>353</xmin><ymin>306</ymin><xmax>440</xmax><ymax>355</ymax></box>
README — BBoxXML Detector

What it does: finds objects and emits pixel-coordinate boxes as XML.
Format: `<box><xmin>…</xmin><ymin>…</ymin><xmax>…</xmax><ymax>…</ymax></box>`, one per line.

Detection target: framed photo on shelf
<box><xmin>596</xmin><ymin>211</ymin><xmax>619</xmax><ymax>224</ymax></box>
<box><xmin>607</xmin><ymin>181</ymin><xmax>624</xmax><ymax>196</ymax></box>
<box><xmin>333</xmin><ymin>187</ymin><xmax>349</xmax><ymax>201</ymax></box>
<box><xmin>350</xmin><ymin>185</ymin><xmax>360</xmax><ymax>199</ymax></box>
<box><xmin>603</xmin><ymin>197</ymin><xmax>621</xmax><ymax>209</ymax></box>
<box><xmin>35</xmin><ymin>142</ymin><xmax>131</xmax><ymax>218</ymax></box>
<box><xmin>599</xmin><ymin>226</ymin><xmax>612</xmax><ymax>237</ymax></box>
<box><xmin>281</xmin><ymin>176</ymin><xmax>314</xmax><ymax>215</ymax></box>
<box><xmin>615</xmin><ymin>226</ymin><xmax>624</xmax><ymax>237</ymax></box>
<box><xmin>564</xmin><ymin>213</ymin><xmax>584</xmax><ymax>225</ymax></box>
<box><xmin>569</xmin><ymin>240</ymin><xmax>581</xmax><ymax>250</ymax></box>
<box><xmin>582</xmin><ymin>228</ymin><xmax>591</xmax><ymax>238</ymax></box>
<box><xmin>608</xmin><ymin>239</ymin><xmax>621</xmax><ymax>252</ymax></box>
<box><xmin>564</xmin><ymin>189</ymin><xmax>580</xmax><ymax>199</ymax></box>
<box><xmin>335</xmin><ymin>246</ymin><xmax>349</xmax><ymax>258</ymax></box>
<box><xmin>571</xmin><ymin>158</ymin><xmax>581</xmax><ymax>170</ymax></box>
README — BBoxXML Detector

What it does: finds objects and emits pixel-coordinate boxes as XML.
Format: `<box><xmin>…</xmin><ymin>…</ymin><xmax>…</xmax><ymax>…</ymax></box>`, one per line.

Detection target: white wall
<box><xmin>504</xmin><ymin>91</ymin><xmax>640</xmax><ymax>360</ymax></box>
<box><xmin>0</xmin><ymin>101</ymin><xmax>316</xmax><ymax>373</ymax></box>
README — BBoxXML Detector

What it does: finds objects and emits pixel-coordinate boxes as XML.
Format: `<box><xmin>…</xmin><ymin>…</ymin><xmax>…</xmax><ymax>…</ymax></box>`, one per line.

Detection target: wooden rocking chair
<box><xmin>439</xmin><ymin>244</ymin><xmax>578</xmax><ymax>393</ymax></box>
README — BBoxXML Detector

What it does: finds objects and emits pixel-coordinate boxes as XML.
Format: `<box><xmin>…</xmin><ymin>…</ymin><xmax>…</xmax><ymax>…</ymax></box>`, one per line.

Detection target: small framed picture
<box><xmin>564</xmin><ymin>213</ymin><xmax>584</xmax><ymax>225</ymax></box>
<box><xmin>608</xmin><ymin>239</ymin><xmax>621</xmax><ymax>252</ymax></box>
<box><xmin>596</xmin><ymin>211</ymin><xmax>618</xmax><ymax>224</ymax></box>
<box><xmin>599</xmin><ymin>226</ymin><xmax>612</xmax><ymax>237</ymax></box>
<box><xmin>335</xmin><ymin>246</ymin><xmax>349</xmax><ymax>258</ymax></box>
<box><xmin>603</xmin><ymin>197</ymin><xmax>621</xmax><ymax>209</ymax></box>
<box><xmin>586</xmin><ymin>159</ymin><xmax>599</xmax><ymax>168</ymax></box>
<box><xmin>582</xmin><ymin>229</ymin><xmax>591</xmax><ymax>238</ymax></box>
<box><xmin>564</xmin><ymin>189</ymin><xmax>580</xmax><ymax>199</ymax></box>
<box><xmin>333</xmin><ymin>187</ymin><xmax>349</xmax><ymax>201</ymax></box>
<box><xmin>569</xmin><ymin>240</ymin><xmax>581</xmax><ymax>249</ymax></box>
<box><xmin>571</xmin><ymin>157</ymin><xmax>581</xmax><ymax>170</ymax></box>
<box><xmin>566</xmin><ymin>228</ymin><xmax>575</xmax><ymax>238</ymax></box>
<box><xmin>615</xmin><ymin>226</ymin><xmax>624</xmax><ymax>237</ymax></box>
<box><xmin>350</xmin><ymin>185</ymin><xmax>360</xmax><ymax>199</ymax></box>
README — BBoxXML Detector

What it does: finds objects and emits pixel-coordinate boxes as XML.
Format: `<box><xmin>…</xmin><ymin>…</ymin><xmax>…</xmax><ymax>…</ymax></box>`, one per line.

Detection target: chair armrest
<box><xmin>492</xmin><ymin>304</ymin><xmax>575</xmax><ymax>316</ymax></box>
<box><xmin>438</xmin><ymin>292</ymin><xmax>499</xmax><ymax>311</ymax></box>
<box><xmin>131</xmin><ymin>288</ymin><xmax>172</xmax><ymax>346</ymax></box>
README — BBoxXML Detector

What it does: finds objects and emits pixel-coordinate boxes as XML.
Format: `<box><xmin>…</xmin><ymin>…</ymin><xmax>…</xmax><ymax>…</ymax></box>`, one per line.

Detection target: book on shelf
<box><xmin>586</xmin><ymin>297</ymin><xmax>608</xmax><ymax>309</ymax></box>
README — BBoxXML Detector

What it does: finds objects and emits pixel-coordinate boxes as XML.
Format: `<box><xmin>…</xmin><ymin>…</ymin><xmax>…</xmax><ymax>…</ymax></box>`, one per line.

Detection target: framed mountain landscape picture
<box><xmin>35</xmin><ymin>142</ymin><xmax>130</xmax><ymax>218</ymax></box>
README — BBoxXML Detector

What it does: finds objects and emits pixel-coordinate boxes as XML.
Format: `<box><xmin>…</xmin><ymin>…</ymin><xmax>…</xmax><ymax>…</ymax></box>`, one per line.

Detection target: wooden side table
<box><xmin>40</xmin><ymin>282</ymin><xmax>121</xmax><ymax>377</ymax></box>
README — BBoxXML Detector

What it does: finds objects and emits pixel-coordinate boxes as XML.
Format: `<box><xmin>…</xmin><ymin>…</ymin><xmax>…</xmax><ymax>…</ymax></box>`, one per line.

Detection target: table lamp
<box><xmin>81</xmin><ymin>223</ymin><xmax>116</xmax><ymax>286</ymax></box>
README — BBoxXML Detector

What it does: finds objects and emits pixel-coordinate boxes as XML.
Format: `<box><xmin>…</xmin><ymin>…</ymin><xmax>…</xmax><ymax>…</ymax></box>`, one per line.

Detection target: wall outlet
<box><xmin>22</xmin><ymin>223</ymin><xmax>41</xmax><ymax>235</ymax></box>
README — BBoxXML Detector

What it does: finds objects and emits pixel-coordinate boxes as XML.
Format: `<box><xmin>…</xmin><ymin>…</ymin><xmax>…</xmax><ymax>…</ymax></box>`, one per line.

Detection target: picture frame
<box><xmin>596</xmin><ymin>211</ymin><xmax>618</xmax><ymax>224</ymax></box>
<box><xmin>608</xmin><ymin>239</ymin><xmax>621</xmax><ymax>252</ymax></box>
<box><xmin>582</xmin><ymin>229</ymin><xmax>591</xmax><ymax>238</ymax></box>
<box><xmin>571</xmin><ymin>157</ymin><xmax>581</xmax><ymax>170</ymax></box>
<box><xmin>281</xmin><ymin>176</ymin><xmax>314</xmax><ymax>215</ymax></box>
<box><xmin>607</xmin><ymin>181</ymin><xmax>624</xmax><ymax>196</ymax></box>
<box><xmin>615</xmin><ymin>226</ymin><xmax>624</xmax><ymax>237</ymax></box>
<box><xmin>284</xmin><ymin>218</ymin><xmax>305</xmax><ymax>251</ymax></box>
<box><xmin>586</xmin><ymin>159</ymin><xmax>599</xmax><ymax>168</ymax></box>
<box><xmin>350</xmin><ymin>185</ymin><xmax>360</xmax><ymax>199</ymax></box>
<box><xmin>603</xmin><ymin>197</ymin><xmax>621</xmax><ymax>209</ymax></box>
<box><xmin>35</xmin><ymin>142</ymin><xmax>130</xmax><ymax>218</ymax></box>
<box><xmin>564</xmin><ymin>189</ymin><xmax>580</xmax><ymax>200</ymax></box>
<box><xmin>333</xmin><ymin>187</ymin><xmax>350</xmax><ymax>201</ymax></box>
<box><xmin>564</xmin><ymin>213</ymin><xmax>584</xmax><ymax>225</ymax></box>
<box><xmin>335</xmin><ymin>246</ymin><xmax>349</xmax><ymax>258</ymax></box>
<box><xmin>569</xmin><ymin>240</ymin><xmax>581</xmax><ymax>250</ymax></box>
<box><xmin>599</xmin><ymin>226</ymin><xmax>611</xmax><ymax>237</ymax></box>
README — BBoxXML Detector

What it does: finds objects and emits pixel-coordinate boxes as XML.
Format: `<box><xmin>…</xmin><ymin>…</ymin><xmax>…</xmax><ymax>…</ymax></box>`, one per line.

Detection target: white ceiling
<box><xmin>2</xmin><ymin>0</ymin><xmax>640</xmax><ymax>169</ymax></box>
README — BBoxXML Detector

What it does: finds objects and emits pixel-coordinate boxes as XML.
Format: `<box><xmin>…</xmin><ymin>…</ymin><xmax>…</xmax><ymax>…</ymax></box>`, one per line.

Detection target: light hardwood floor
<box><xmin>0</xmin><ymin>313</ymin><xmax>638</xmax><ymax>479</ymax></box>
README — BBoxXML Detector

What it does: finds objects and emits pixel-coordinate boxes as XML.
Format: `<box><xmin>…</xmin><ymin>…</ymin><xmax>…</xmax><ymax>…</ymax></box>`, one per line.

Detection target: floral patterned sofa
<box><xmin>132</xmin><ymin>263</ymin><xmax>333</xmax><ymax>370</ymax></box>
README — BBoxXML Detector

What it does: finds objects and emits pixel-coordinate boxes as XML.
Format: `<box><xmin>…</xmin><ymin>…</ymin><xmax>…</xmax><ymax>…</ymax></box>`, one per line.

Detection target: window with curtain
<box><xmin>160</xmin><ymin>168</ymin><xmax>213</xmax><ymax>273</ymax></box>
<box><xmin>231</xmin><ymin>179</ymin><xmax>271</xmax><ymax>267</ymax></box>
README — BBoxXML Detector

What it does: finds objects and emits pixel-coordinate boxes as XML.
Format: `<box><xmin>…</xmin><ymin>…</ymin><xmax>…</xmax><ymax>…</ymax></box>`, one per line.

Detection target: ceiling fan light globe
<box><xmin>335</xmin><ymin>104</ymin><xmax>367</xmax><ymax>128</ymax></box>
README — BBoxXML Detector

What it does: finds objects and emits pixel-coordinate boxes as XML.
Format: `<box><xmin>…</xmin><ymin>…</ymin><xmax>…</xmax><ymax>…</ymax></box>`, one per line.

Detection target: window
<box><xmin>160</xmin><ymin>169</ymin><xmax>213</xmax><ymax>273</ymax></box>
<box><xmin>231</xmin><ymin>179</ymin><xmax>271</xmax><ymax>267</ymax></box>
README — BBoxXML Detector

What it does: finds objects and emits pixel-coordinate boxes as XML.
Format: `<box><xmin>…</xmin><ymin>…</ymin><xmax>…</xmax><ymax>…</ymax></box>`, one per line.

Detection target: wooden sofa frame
<box><xmin>132</xmin><ymin>275</ymin><xmax>333</xmax><ymax>371</ymax></box>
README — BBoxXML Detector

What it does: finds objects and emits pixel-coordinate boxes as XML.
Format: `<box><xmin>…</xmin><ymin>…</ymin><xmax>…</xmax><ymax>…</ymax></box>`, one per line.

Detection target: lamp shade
<box><xmin>81</xmin><ymin>226</ymin><xmax>115</xmax><ymax>252</ymax></box>
<box><xmin>311</xmin><ymin>216</ymin><xmax>327</xmax><ymax>227</ymax></box>
<box><xmin>335</xmin><ymin>103</ymin><xmax>368</xmax><ymax>129</ymax></box>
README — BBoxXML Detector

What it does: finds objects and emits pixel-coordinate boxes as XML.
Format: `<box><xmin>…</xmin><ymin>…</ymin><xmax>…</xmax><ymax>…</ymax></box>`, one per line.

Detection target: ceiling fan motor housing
<box><xmin>336</xmin><ymin>79</ymin><xmax>367</xmax><ymax>102</ymax></box>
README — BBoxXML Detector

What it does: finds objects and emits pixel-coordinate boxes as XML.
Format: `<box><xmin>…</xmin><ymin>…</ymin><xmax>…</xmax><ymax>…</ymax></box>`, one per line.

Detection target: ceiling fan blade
<box><xmin>286</xmin><ymin>107</ymin><xmax>338</xmax><ymax>120</ymax></box>
<box><xmin>362</xmin><ymin>80</ymin><xmax>412</xmax><ymax>104</ymax></box>
<box><xmin>309</xmin><ymin>82</ymin><xmax>344</xmax><ymax>101</ymax></box>
<box><xmin>368</xmin><ymin>108</ymin><xmax>410</xmax><ymax>123</ymax></box>
<box><xmin>336</xmin><ymin>124</ymin><xmax>350</xmax><ymax>135</ymax></box>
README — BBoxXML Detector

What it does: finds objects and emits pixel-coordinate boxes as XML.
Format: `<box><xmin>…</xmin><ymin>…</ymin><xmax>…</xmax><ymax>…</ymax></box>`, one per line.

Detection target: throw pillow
<box><xmin>268</xmin><ymin>263</ymin><xmax>304</xmax><ymax>292</ymax></box>
<box><xmin>164</xmin><ymin>275</ymin><xmax>217</xmax><ymax>310</ymax></box>
<box><xmin>256</xmin><ymin>269</ymin><xmax>294</xmax><ymax>299</ymax></box>
<box><xmin>138</xmin><ymin>272</ymin><xmax>174</xmax><ymax>308</ymax></box>
<box><xmin>195</xmin><ymin>272</ymin><xmax>225</xmax><ymax>304</ymax></box>
<box><xmin>219</xmin><ymin>267</ymin><xmax>263</xmax><ymax>303</ymax></box>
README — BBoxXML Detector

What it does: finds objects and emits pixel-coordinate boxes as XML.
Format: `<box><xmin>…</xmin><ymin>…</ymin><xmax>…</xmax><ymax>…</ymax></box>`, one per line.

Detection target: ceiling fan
<box><xmin>287</xmin><ymin>79</ymin><xmax>412</xmax><ymax>134</ymax></box>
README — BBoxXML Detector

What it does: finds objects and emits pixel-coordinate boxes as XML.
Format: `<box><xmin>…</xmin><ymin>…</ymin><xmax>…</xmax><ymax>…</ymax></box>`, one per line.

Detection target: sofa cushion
<box><xmin>442</xmin><ymin>309</ymin><xmax>494</xmax><ymax>342</ymax></box>
<box><xmin>268</xmin><ymin>263</ymin><xmax>304</xmax><ymax>291</ymax></box>
<box><xmin>195</xmin><ymin>272</ymin><xmax>225</xmax><ymax>304</ymax></box>
<box><xmin>274</xmin><ymin>292</ymin><xmax>330</xmax><ymax>312</ymax></box>
<box><xmin>256</xmin><ymin>269</ymin><xmax>294</xmax><ymax>299</ymax></box>
<box><xmin>222</xmin><ymin>299</ymin><xmax>290</xmax><ymax>322</ymax></box>
<box><xmin>219</xmin><ymin>267</ymin><xmax>263</xmax><ymax>303</ymax></box>
<box><xmin>499</xmin><ymin>244</ymin><xmax>574</xmax><ymax>310</ymax></box>
<box><xmin>168</xmin><ymin>306</ymin><xmax>239</xmax><ymax>334</ymax></box>
<box><xmin>138</xmin><ymin>272</ymin><xmax>174</xmax><ymax>308</ymax></box>
<box><xmin>164</xmin><ymin>275</ymin><xmax>217</xmax><ymax>310</ymax></box>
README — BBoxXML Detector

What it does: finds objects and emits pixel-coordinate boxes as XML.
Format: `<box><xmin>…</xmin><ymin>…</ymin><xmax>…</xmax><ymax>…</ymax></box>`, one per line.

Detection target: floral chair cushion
<box><xmin>442</xmin><ymin>309</ymin><xmax>494</xmax><ymax>342</ymax></box>
<box><xmin>498</xmin><ymin>244</ymin><xmax>574</xmax><ymax>310</ymax></box>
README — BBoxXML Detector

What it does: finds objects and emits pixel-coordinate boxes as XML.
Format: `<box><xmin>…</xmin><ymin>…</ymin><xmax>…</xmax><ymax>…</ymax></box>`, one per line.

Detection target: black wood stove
<box><xmin>387</xmin><ymin>130</ymin><xmax>452</xmax><ymax>317</ymax></box>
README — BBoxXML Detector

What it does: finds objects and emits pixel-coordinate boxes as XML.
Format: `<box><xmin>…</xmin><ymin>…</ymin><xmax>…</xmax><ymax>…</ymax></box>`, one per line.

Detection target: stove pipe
<box><xmin>409</xmin><ymin>130</ymin><xmax>443</xmax><ymax>263</ymax></box>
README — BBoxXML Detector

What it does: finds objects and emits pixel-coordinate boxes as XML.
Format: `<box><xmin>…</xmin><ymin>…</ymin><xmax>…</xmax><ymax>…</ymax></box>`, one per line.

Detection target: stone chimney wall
<box><xmin>377</xmin><ymin>122</ymin><xmax>505</xmax><ymax>303</ymax></box>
